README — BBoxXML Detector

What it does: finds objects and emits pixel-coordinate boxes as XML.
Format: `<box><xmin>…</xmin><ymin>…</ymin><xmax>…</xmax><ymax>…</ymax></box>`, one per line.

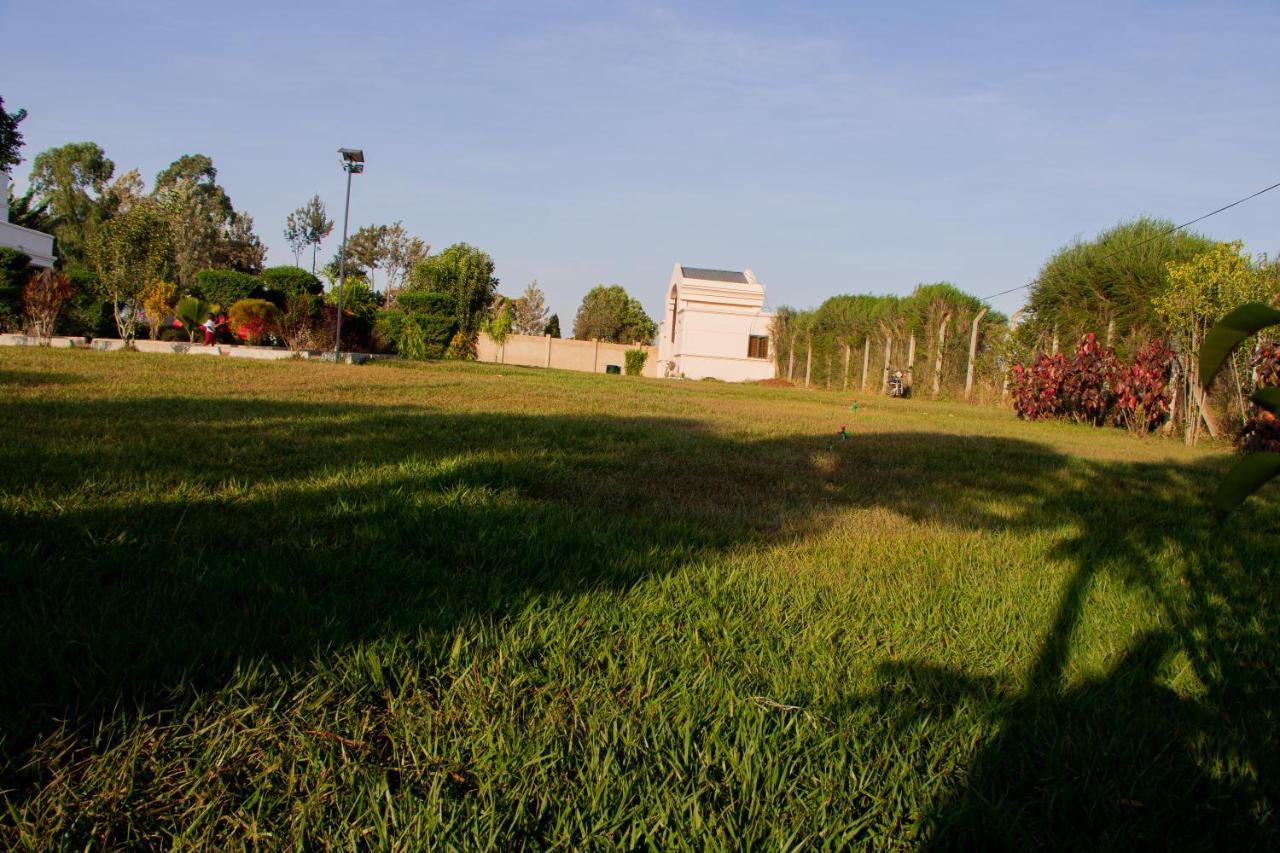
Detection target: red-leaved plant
<box><xmin>1239</xmin><ymin>343</ymin><xmax>1280</xmax><ymax>453</ymax></box>
<box><xmin>1011</xmin><ymin>334</ymin><xmax>1174</xmax><ymax>434</ymax></box>
<box><xmin>1112</xmin><ymin>339</ymin><xmax>1175</xmax><ymax>435</ymax></box>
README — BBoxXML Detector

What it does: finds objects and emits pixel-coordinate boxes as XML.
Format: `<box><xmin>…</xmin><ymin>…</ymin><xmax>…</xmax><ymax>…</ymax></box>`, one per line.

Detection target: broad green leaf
<box><xmin>1199</xmin><ymin>303</ymin><xmax>1280</xmax><ymax>388</ymax></box>
<box><xmin>1252</xmin><ymin>387</ymin><xmax>1280</xmax><ymax>417</ymax></box>
<box><xmin>1213</xmin><ymin>452</ymin><xmax>1280</xmax><ymax>514</ymax></box>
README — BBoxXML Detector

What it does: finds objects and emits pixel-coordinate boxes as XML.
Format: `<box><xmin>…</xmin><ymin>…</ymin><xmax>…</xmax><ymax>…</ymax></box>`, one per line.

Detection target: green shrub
<box><xmin>625</xmin><ymin>348</ymin><xmax>648</xmax><ymax>376</ymax></box>
<box><xmin>398</xmin><ymin>317</ymin><xmax>430</xmax><ymax>360</ymax></box>
<box><xmin>56</xmin><ymin>265</ymin><xmax>109</xmax><ymax>338</ymax></box>
<box><xmin>227</xmin><ymin>298</ymin><xmax>280</xmax><ymax>345</ymax></box>
<box><xmin>276</xmin><ymin>293</ymin><xmax>322</xmax><ymax>353</ymax></box>
<box><xmin>324</xmin><ymin>278</ymin><xmax>381</xmax><ymax>322</ymax></box>
<box><xmin>260</xmin><ymin>266</ymin><xmax>323</xmax><ymax>303</ymax></box>
<box><xmin>397</xmin><ymin>289</ymin><xmax>452</xmax><ymax>317</ymax></box>
<box><xmin>194</xmin><ymin>269</ymin><xmax>263</xmax><ymax>308</ymax></box>
<box><xmin>373</xmin><ymin>309</ymin><xmax>404</xmax><ymax>352</ymax></box>
<box><xmin>393</xmin><ymin>290</ymin><xmax>456</xmax><ymax>358</ymax></box>
<box><xmin>0</xmin><ymin>248</ymin><xmax>31</xmax><ymax>332</ymax></box>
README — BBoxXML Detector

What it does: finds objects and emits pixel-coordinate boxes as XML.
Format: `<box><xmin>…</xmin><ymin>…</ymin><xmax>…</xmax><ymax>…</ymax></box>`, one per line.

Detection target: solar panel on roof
<box><xmin>680</xmin><ymin>267</ymin><xmax>749</xmax><ymax>284</ymax></box>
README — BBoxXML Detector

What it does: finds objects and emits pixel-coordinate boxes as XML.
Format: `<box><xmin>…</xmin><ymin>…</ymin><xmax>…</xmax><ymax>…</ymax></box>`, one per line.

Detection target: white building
<box><xmin>0</xmin><ymin>172</ymin><xmax>55</xmax><ymax>268</ymax></box>
<box><xmin>656</xmin><ymin>264</ymin><xmax>775</xmax><ymax>381</ymax></box>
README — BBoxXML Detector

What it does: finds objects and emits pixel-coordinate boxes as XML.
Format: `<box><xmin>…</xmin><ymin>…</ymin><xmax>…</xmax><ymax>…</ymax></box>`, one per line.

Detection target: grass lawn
<box><xmin>1</xmin><ymin>348</ymin><xmax>1277</xmax><ymax>848</ymax></box>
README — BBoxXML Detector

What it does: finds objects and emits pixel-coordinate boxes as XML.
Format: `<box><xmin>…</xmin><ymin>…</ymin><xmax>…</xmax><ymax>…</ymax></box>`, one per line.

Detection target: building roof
<box><xmin>680</xmin><ymin>266</ymin><xmax>748</xmax><ymax>284</ymax></box>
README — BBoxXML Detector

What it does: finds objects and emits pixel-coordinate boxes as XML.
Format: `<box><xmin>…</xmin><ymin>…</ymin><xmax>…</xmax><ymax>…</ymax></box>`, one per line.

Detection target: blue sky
<box><xmin>3</xmin><ymin>1</ymin><xmax>1278</xmax><ymax>323</ymax></box>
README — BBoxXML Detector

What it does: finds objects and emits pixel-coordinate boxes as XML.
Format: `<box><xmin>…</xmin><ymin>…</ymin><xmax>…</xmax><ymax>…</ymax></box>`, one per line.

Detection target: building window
<box><xmin>747</xmin><ymin>335</ymin><xmax>769</xmax><ymax>359</ymax></box>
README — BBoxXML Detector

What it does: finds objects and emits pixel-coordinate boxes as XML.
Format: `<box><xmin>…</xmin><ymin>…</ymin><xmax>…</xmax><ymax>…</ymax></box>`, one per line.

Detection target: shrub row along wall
<box><xmin>476</xmin><ymin>333</ymin><xmax>660</xmax><ymax>378</ymax></box>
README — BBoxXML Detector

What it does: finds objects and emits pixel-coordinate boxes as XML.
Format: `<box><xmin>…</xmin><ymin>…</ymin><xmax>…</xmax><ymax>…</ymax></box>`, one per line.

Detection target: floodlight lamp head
<box><xmin>338</xmin><ymin>147</ymin><xmax>365</xmax><ymax>164</ymax></box>
<box><xmin>349</xmin><ymin>163</ymin><xmax>364</xmax><ymax>174</ymax></box>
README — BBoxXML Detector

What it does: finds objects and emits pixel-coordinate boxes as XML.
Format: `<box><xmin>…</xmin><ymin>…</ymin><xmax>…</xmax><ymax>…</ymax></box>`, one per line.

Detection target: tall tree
<box><xmin>544</xmin><ymin>313</ymin><xmax>561</xmax><ymax>338</ymax></box>
<box><xmin>286</xmin><ymin>195</ymin><xmax>334</xmax><ymax>274</ymax></box>
<box><xmin>572</xmin><ymin>284</ymin><xmax>656</xmax><ymax>343</ymax></box>
<box><xmin>157</xmin><ymin>173</ymin><xmax>222</xmax><ymax>288</ymax></box>
<box><xmin>347</xmin><ymin>224</ymin><xmax>389</xmax><ymax>290</ymax></box>
<box><xmin>512</xmin><ymin>280</ymin><xmax>549</xmax><ymax>335</ymax></box>
<box><xmin>0</xmin><ymin>96</ymin><xmax>27</xmax><ymax>174</ymax></box>
<box><xmin>383</xmin><ymin>221</ymin><xmax>429</xmax><ymax>292</ymax></box>
<box><xmin>1025</xmin><ymin>218</ymin><xmax>1215</xmax><ymax>356</ymax></box>
<box><xmin>410</xmin><ymin>242</ymin><xmax>499</xmax><ymax>349</ymax></box>
<box><xmin>283</xmin><ymin>211</ymin><xmax>307</xmax><ymax>266</ymax></box>
<box><xmin>215</xmin><ymin>211</ymin><xmax>266</xmax><ymax>274</ymax></box>
<box><xmin>1154</xmin><ymin>241</ymin><xmax>1276</xmax><ymax>443</ymax></box>
<box><xmin>29</xmin><ymin>142</ymin><xmax>116</xmax><ymax>264</ymax></box>
<box><xmin>153</xmin><ymin>154</ymin><xmax>263</xmax><ymax>282</ymax></box>
<box><xmin>86</xmin><ymin>196</ymin><xmax>173</xmax><ymax>341</ymax></box>
<box><xmin>154</xmin><ymin>154</ymin><xmax>232</xmax><ymax>218</ymax></box>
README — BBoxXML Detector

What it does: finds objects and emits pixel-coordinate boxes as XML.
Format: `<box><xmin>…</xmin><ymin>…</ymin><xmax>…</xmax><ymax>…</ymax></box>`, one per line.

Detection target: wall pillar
<box><xmin>593</xmin><ymin>338</ymin><xmax>600</xmax><ymax>372</ymax></box>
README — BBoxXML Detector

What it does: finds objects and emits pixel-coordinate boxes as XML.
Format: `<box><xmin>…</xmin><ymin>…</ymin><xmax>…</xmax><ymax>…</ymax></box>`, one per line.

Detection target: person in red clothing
<box><xmin>202</xmin><ymin>316</ymin><xmax>216</xmax><ymax>345</ymax></box>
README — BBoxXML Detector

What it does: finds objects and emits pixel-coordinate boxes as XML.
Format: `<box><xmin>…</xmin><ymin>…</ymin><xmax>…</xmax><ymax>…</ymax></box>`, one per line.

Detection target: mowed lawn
<box><xmin>0</xmin><ymin>349</ymin><xmax>1277</xmax><ymax>849</ymax></box>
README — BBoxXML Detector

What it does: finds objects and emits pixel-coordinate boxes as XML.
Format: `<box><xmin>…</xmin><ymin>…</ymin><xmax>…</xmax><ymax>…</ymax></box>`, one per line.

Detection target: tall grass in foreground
<box><xmin>0</xmin><ymin>349</ymin><xmax>1276</xmax><ymax>848</ymax></box>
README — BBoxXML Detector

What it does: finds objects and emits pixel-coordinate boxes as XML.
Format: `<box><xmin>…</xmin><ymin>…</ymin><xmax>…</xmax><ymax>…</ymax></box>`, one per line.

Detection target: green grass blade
<box><xmin>1199</xmin><ymin>304</ymin><xmax>1280</xmax><ymax>388</ymax></box>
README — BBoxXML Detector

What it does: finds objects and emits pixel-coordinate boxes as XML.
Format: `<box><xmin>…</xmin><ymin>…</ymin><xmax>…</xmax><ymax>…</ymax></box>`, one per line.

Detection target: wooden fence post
<box><xmin>804</xmin><ymin>338</ymin><xmax>813</xmax><ymax>388</ymax></box>
<box><xmin>932</xmin><ymin>312</ymin><xmax>951</xmax><ymax>399</ymax></box>
<box><xmin>881</xmin><ymin>329</ymin><xmax>892</xmax><ymax>394</ymax></box>
<box><xmin>861</xmin><ymin>336</ymin><xmax>870</xmax><ymax>391</ymax></box>
<box><xmin>906</xmin><ymin>333</ymin><xmax>916</xmax><ymax>391</ymax></box>
<box><xmin>843</xmin><ymin>343</ymin><xmax>851</xmax><ymax>391</ymax></box>
<box><xmin>965</xmin><ymin>308</ymin><xmax>988</xmax><ymax>400</ymax></box>
<box><xmin>788</xmin><ymin>336</ymin><xmax>796</xmax><ymax>382</ymax></box>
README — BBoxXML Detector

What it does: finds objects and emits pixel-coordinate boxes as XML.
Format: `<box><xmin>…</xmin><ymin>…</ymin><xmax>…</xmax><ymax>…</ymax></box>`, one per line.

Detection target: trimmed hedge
<box><xmin>193</xmin><ymin>269</ymin><xmax>263</xmax><ymax>309</ymax></box>
<box><xmin>260</xmin><ymin>266</ymin><xmax>323</xmax><ymax>302</ymax></box>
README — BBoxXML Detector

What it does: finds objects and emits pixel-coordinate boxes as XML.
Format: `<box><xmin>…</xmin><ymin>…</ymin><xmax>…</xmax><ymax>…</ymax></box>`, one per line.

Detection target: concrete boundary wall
<box><xmin>475</xmin><ymin>333</ymin><xmax>660</xmax><ymax>378</ymax></box>
<box><xmin>0</xmin><ymin>334</ymin><xmax>372</xmax><ymax>363</ymax></box>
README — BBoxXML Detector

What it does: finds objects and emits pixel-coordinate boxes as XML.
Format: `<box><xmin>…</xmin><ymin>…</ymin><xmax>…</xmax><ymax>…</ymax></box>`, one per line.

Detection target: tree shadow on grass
<box><xmin>0</xmin><ymin>394</ymin><xmax>1276</xmax><ymax>845</ymax></box>
<box><xmin>845</xmin><ymin>451</ymin><xmax>1280</xmax><ymax>848</ymax></box>
<box><xmin>0</xmin><ymin>369</ymin><xmax>85</xmax><ymax>386</ymax></box>
<box><xmin>0</xmin><ymin>399</ymin><xmax>1062</xmax><ymax>770</ymax></box>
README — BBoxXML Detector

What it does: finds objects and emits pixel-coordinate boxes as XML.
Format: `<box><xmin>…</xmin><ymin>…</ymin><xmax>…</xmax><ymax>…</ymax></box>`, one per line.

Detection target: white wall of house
<box><xmin>657</xmin><ymin>263</ymin><xmax>775</xmax><ymax>381</ymax></box>
<box><xmin>0</xmin><ymin>172</ymin><xmax>56</xmax><ymax>268</ymax></box>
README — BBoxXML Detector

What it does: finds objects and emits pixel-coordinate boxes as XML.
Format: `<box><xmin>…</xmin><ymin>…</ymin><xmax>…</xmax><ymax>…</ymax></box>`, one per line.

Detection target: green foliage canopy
<box><xmin>86</xmin><ymin>196</ymin><xmax>172</xmax><ymax>341</ymax></box>
<box><xmin>410</xmin><ymin>243</ymin><xmax>499</xmax><ymax>349</ymax></box>
<box><xmin>0</xmin><ymin>95</ymin><xmax>27</xmax><ymax>174</ymax></box>
<box><xmin>1024</xmin><ymin>218</ymin><xmax>1216</xmax><ymax>355</ymax></box>
<box><xmin>572</xmin><ymin>285</ymin><xmax>656</xmax><ymax>344</ymax></box>
<box><xmin>29</xmin><ymin>142</ymin><xmax>116</xmax><ymax>264</ymax></box>
<box><xmin>193</xmin><ymin>269</ymin><xmax>262</xmax><ymax>308</ymax></box>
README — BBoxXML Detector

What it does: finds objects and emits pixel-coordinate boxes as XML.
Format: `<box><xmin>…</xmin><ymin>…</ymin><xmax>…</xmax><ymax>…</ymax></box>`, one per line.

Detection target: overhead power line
<box><xmin>979</xmin><ymin>179</ymin><xmax>1280</xmax><ymax>304</ymax></box>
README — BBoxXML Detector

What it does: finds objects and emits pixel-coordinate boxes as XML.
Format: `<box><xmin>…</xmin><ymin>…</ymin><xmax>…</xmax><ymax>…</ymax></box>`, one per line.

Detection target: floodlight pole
<box><xmin>334</xmin><ymin>164</ymin><xmax>354</xmax><ymax>355</ymax></box>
